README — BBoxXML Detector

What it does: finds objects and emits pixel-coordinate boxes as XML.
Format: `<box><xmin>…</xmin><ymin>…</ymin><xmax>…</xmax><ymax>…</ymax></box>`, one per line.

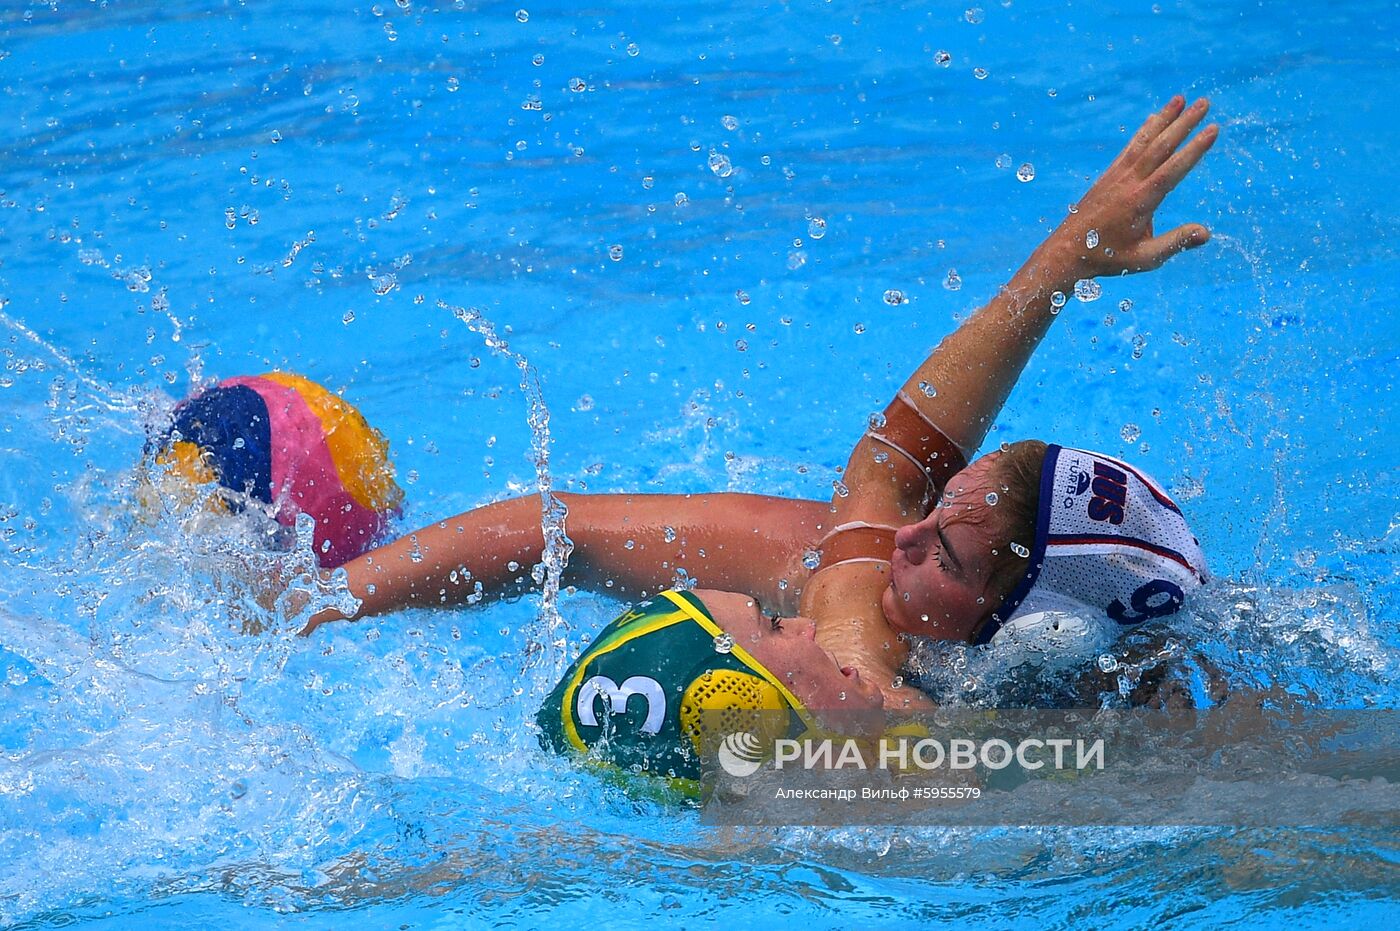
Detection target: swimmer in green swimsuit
<box><xmin>302</xmin><ymin>97</ymin><xmax>1219</xmax><ymax>761</ymax></box>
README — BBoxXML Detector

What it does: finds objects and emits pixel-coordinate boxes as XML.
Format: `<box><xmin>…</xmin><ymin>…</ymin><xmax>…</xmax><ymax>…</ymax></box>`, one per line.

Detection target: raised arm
<box><xmin>842</xmin><ymin>96</ymin><xmax>1219</xmax><ymax>524</ymax></box>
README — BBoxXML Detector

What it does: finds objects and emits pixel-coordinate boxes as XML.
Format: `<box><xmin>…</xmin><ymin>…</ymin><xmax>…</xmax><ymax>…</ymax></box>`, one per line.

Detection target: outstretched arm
<box><xmin>842</xmin><ymin>96</ymin><xmax>1219</xmax><ymax>524</ymax></box>
<box><xmin>299</xmin><ymin>492</ymin><xmax>832</xmax><ymax>634</ymax></box>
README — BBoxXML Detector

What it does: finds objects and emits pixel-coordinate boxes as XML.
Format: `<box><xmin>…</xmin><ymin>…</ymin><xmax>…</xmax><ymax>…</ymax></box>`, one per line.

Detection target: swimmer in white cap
<box><xmin>302</xmin><ymin>95</ymin><xmax>1218</xmax><ymax>715</ymax></box>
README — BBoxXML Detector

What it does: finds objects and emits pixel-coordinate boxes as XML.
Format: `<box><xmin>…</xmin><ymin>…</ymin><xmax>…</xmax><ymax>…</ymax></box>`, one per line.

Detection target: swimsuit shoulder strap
<box><xmin>866</xmin><ymin>390</ymin><xmax>970</xmax><ymax>491</ymax></box>
<box><xmin>811</xmin><ymin>521</ymin><xmax>898</xmax><ymax>574</ymax></box>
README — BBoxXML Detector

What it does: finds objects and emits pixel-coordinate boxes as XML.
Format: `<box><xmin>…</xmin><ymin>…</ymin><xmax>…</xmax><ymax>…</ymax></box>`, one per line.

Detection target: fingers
<box><xmin>1112</xmin><ymin>96</ymin><xmax>1186</xmax><ymax>171</ymax></box>
<box><xmin>1141</xmin><ymin>98</ymin><xmax>1210</xmax><ymax>176</ymax></box>
<box><xmin>1138</xmin><ymin>223</ymin><xmax>1211</xmax><ymax>270</ymax></box>
<box><xmin>1150</xmin><ymin>122</ymin><xmax>1219</xmax><ymax>195</ymax></box>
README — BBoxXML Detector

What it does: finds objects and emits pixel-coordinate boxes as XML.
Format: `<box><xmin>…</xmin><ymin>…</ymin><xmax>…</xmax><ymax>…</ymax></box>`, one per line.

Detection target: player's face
<box><xmin>883</xmin><ymin>455</ymin><xmax>1015</xmax><ymax>642</ymax></box>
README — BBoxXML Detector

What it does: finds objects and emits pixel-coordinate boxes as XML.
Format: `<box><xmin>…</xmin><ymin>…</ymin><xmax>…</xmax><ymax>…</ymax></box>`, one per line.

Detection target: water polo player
<box><xmin>146</xmin><ymin>372</ymin><xmax>403</xmax><ymax>568</ymax></box>
<box><xmin>301</xmin><ymin>98</ymin><xmax>1217</xmax><ymax>764</ymax></box>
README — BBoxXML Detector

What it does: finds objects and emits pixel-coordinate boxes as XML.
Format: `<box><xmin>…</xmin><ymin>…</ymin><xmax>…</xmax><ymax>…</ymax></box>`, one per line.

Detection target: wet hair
<box><xmin>983</xmin><ymin>439</ymin><xmax>1048</xmax><ymax>606</ymax></box>
<box><xmin>931</xmin><ymin>439</ymin><xmax>1046</xmax><ymax>624</ymax></box>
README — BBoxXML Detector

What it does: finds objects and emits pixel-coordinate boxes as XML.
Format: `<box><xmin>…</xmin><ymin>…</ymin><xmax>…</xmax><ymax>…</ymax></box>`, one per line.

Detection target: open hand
<box><xmin>1053</xmin><ymin>95</ymin><xmax>1219</xmax><ymax>278</ymax></box>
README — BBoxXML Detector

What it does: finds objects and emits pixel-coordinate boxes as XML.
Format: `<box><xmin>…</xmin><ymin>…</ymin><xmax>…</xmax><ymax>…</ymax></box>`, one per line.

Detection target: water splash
<box><xmin>0</xmin><ymin>310</ymin><xmax>147</xmax><ymax>418</ymax></box>
<box><xmin>439</xmin><ymin>300</ymin><xmax>573</xmax><ymax>679</ymax></box>
<box><xmin>0</xmin><ymin>402</ymin><xmax>380</xmax><ymax>924</ymax></box>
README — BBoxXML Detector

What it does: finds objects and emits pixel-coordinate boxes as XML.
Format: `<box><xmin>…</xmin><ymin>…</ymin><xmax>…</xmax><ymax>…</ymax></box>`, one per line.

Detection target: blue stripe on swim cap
<box><xmin>168</xmin><ymin>384</ymin><xmax>273</xmax><ymax>504</ymax></box>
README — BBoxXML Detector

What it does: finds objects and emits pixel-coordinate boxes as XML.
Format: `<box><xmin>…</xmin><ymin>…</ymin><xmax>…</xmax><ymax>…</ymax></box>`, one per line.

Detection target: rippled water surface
<box><xmin>1</xmin><ymin>0</ymin><xmax>1397</xmax><ymax>927</ymax></box>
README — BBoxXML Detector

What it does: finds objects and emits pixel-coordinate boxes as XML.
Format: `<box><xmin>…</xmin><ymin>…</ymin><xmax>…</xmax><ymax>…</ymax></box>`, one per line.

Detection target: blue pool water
<box><xmin>2</xmin><ymin>0</ymin><xmax>1397</xmax><ymax>926</ymax></box>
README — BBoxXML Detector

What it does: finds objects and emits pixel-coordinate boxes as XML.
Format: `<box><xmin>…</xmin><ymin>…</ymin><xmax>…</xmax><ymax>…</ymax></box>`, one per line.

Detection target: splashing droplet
<box><xmin>807</xmin><ymin>216</ymin><xmax>827</xmax><ymax>239</ymax></box>
<box><xmin>1011</xmin><ymin>541</ymin><xmax>1030</xmax><ymax>558</ymax></box>
<box><xmin>802</xmin><ymin>550</ymin><xmax>822</xmax><ymax>570</ymax></box>
<box><xmin>1016</xmin><ymin>163</ymin><xmax>1036</xmax><ymax>182</ymax></box>
<box><xmin>943</xmin><ymin>269</ymin><xmax>962</xmax><ymax>291</ymax></box>
<box><xmin>1120</xmin><ymin>422</ymin><xmax>1141</xmax><ymax>443</ymax></box>
<box><xmin>515</xmin><ymin>8</ymin><xmax>529</xmax><ymax>23</ymax></box>
<box><xmin>708</xmin><ymin>151</ymin><xmax>733</xmax><ymax>178</ymax></box>
<box><xmin>1074</xmin><ymin>278</ymin><xmax>1102</xmax><ymax>302</ymax></box>
<box><xmin>1086</xmin><ymin>229</ymin><xmax>1100</xmax><ymax>249</ymax></box>
<box><xmin>995</xmin><ymin>153</ymin><xmax>1012</xmax><ymax>170</ymax></box>
<box><xmin>984</xmin><ymin>492</ymin><xmax>999</xmax><ymax>506</ymax></box>
<box><xmin>721</xmin><ymin>115</ymin><xmax>739</xmax><ymax>131</ymax></box>
<box><xmin>608</xmin><ymin>244</ymin><xmax>624</xmax><ymax>262</ymax></box>
<box><xmin>918</xmin><ymin>381</ymin><xmax>937</xmax><ymax>398</ymax></box>
<box><xmin>713</xmin><ymin>633</ymin><xmax>735</xmax><ymax>654</ymax></box>
<box><xmin>934</xmin><ymin>50</ymin><xmax>952</xmax><ymax>67</ymax></box>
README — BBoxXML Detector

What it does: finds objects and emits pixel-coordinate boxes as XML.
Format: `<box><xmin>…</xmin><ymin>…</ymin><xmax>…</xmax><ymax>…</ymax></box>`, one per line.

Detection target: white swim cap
<box><xmin>977</xmin><ymin>445</ymin><xmax>1208</xmax><ymax>646</ymax></box>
